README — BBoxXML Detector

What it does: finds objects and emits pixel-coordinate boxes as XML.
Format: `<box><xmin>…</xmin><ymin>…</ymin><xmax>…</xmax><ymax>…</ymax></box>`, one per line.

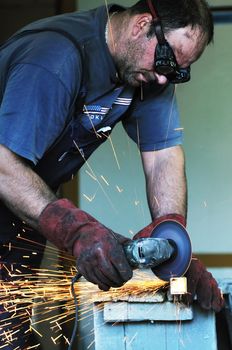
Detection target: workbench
<box><xmin>77</xmin><ymin>269</ymin><xmax>232</xmax><ymax>350</ymax></box>
<box><xmin>93</xmin><ymin>297</ymin><xmax>216</xmax><ymax>350</ymax></box>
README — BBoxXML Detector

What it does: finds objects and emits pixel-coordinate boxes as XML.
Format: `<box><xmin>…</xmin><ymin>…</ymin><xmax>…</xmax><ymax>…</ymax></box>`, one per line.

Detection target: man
<box><xmin>0</xmin><ymin>0</ymin><xmax>223</xmax><ymax>348</ymax></box>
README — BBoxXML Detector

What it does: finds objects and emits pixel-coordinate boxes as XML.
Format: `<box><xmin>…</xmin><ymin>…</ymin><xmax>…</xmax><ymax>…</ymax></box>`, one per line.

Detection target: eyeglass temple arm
<box><xmin>146</xmin><ymin>0</ymin><xmax>166</xmax><ymax>44</ymax></box>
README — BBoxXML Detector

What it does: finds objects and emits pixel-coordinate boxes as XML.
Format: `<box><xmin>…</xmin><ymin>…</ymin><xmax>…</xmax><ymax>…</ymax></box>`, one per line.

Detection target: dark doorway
<box><xmin>0</xmin><ymin>0</ymin><xmax>76</xmax><ymax>43</ymax></box>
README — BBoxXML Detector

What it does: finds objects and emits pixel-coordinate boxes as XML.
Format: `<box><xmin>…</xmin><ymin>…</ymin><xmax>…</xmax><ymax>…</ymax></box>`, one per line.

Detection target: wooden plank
<box><xmin>93</xmin><ymin>291</ymin><xmax>165</xmax><ymax>303</ymax></box>
<box><xmin>103</xmin><ymin>301</ymin><xmax>193</xmax><ymax>322</ymax></box>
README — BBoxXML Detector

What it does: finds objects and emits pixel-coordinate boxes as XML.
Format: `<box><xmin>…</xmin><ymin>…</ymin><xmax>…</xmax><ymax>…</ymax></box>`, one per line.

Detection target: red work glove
<box><xmin>133</xmin><ymin>214</ymin><xmax>186</xmax><ymax>239</ymax></box>
<box><xmin>38</xmin><ymin>199</ymin><xmax>133</xmax><ymax>291</ymax></box>
<box><xmin>183</xmin><ymin>257</ymin><xmax>224</xmax><ymax>312</ymax></box>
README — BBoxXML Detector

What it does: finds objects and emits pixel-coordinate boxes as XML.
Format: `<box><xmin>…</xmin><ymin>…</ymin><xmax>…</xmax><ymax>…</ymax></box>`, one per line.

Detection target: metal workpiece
<box><xmin>124</xmin><ymin>238</ymin><xmax>174</xmax><ymax>269</ymax></box>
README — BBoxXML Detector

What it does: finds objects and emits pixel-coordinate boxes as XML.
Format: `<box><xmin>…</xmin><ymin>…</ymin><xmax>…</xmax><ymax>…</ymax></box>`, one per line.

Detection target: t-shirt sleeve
<box><xmin>122</xmin><ymin>84</ymin><xmax>183</xmax><ymax>151</ymax></box>
<box><xmin>0</xmin><ymin>34</ymin><xmax>82</xmax><ymax>165</ymax></box>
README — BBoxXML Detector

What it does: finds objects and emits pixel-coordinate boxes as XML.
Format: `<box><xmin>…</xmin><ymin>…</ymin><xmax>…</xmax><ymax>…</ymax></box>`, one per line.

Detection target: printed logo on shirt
<box><xmin>81</xmin><ymin>96</ymin><xmax>133</xmax><ymax>130</ymax></box>
<box><xmin>83</xmin><ymin>105</ymin><xmax>110</xmax><ymax>122</ymax></box>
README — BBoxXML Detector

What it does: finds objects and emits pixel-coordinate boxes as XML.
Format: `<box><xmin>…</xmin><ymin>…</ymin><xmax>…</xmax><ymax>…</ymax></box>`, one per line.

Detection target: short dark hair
<box><xmin>129</xmin><ymin>0</ymin><xmax>214</xmax><ymax>44</ymax></box>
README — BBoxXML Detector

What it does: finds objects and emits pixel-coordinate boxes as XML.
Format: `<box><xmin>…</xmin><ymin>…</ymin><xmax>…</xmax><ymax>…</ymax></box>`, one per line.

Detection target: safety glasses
<box><xmin>147</xmin><ymin>0</ymin><xmax>191</xmax><ymax>84</ymax></box>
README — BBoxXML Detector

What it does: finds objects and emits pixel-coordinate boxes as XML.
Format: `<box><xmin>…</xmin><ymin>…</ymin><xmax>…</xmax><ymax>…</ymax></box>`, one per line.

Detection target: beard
<box><xmin>113</xmin><ymin>39</ymin><xmax>156</xmax><ymax>87</ymax></box>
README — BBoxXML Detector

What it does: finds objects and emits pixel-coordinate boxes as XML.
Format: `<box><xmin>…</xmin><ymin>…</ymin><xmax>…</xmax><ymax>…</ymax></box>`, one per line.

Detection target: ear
<box><xmin>131</xmin><ymin>13</ymin><xmax>152</xmax><ymax>38</ymax></box>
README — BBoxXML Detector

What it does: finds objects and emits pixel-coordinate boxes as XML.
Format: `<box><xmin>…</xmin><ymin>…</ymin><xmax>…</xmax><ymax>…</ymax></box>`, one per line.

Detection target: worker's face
<box><xmin>115</xmin><ymin>25</ymin><xmax>206</xmax><ymax>87</ymax></box>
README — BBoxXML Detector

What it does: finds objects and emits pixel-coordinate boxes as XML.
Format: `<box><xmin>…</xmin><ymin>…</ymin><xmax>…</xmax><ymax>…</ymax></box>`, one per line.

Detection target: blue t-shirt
<box><xmin>0</xmin><ymin>5</ymin><xmax>182</xmax><ymax>167</ymax></box>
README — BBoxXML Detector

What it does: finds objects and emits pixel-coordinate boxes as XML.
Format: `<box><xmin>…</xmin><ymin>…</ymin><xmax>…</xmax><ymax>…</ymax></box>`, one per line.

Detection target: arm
<box><xmin>141</xmin><ymin>145</ymin><xmax>187</xmax><ymax>220</ymax></box>
<box><xmin>0</xmin><ymin>144</ymin><xmax>132</xmax><ymax>290</ymax></box>
<box><xmin>140</xmin><ymin>145</ymin><xmax>224</xmax><ymax>312</ymax></box>
<box><xmin>0</xmin><ymin>144</ymin><xmax>56</xmax><ymax>228</ymax></box>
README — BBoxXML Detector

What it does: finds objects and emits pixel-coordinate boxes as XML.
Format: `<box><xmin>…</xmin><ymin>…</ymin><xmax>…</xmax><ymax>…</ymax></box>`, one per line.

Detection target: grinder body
<box><xmin>124</xmin><ymin>238</ymin><xmax>174</xmax><ymax>268</ymax></box>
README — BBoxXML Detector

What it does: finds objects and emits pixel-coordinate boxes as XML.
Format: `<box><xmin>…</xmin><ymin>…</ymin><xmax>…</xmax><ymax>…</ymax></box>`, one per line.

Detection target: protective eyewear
<box><xmin>147</xmin><ymin>0</ymin><xmax>191</xmax><ymax>84</ymax></box>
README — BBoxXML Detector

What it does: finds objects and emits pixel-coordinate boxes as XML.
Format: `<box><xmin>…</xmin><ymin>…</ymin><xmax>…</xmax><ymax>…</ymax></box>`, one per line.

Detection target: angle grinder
<box><xmin>124</xmin><ymin>220</ymin><xmax>192</xmax><ymax>281</ymax></box>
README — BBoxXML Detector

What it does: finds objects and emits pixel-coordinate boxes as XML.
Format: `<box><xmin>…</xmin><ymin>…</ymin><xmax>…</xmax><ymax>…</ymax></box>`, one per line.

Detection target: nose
<box><xmin>154</xmin><ymin>73</ymin><xmax>168</xmax><ymax>85</ymax></box>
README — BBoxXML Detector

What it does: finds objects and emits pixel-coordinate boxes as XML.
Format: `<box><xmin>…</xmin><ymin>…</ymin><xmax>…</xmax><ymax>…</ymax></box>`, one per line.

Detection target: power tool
<box><xmin>124</xmin><ymin>220</ymin><xmax>192</xmax><ymax>281</ymax></box>
<box><xmin>69</xmin><ymin>221</ymin><xmax>192</xmax><ymax>350</ymax></box>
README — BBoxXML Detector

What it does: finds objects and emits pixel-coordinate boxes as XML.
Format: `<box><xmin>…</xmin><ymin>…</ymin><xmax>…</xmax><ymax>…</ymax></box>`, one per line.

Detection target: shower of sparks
<box><xmin>0</xmin><ymin>239</ymin><xmax>169</xmax><ymax>349</ymax></box>
<box><xmin>77</xmin><ymin>271</ymin><xmax>169</xmax><ymax>303</ymax></box>
<box><xmin>72</xmin><ymin>139</ymin><xmax>118</xmax><ymax>213</ymax></box>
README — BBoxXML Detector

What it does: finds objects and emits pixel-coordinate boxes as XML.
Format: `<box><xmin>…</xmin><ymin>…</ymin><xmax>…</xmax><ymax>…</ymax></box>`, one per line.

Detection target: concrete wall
<box><xmin>78</xmin><ymin>0</ymin><xmax>232</xmax><ymax>254</ymax></box>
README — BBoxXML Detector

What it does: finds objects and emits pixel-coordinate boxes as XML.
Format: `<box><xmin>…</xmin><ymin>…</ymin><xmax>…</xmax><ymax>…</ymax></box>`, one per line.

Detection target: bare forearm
<box><xmin>142</xmin><ymin>145</ymin><xmax>187</xmax><ymax>220</ymax></box>
<box><xmin>0</xmin><ymin>144</ymin><xmax>56</xmax><ymax>229</ymax></box>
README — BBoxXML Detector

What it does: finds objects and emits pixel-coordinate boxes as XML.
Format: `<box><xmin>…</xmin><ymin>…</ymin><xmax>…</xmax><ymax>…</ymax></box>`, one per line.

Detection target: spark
<box><xmin>27</xmin><ymin>345</ymin><xmax>40</xmax><ymax>349</ymax></box>
<box><xmin>83</xmin><ymin>104</ymin><xmax>99</xmax><ymax>137</ymax></box>
<box><xmin>140</xmin><ymin>81</ymin><xmax>144</xmax><ymax>100</ymax></box>
<box><xmin>0</xmin><ymin>254</ymin><xmax>168</xmax><ymax>348</ymax></box>
<box><xmin>163</xmin><ymin>84</ymin><xmax>179</xmax><ymax>149</ymax></box>
<box><xmin>153</xmin><ymin>195</ymin><xmax>160</xmax><ymax>208</ymax></box>
<box><xmin>174</xmin><ymin>127</ymin><xmax>184</xmax><ymax>131</ymax></box>
<box><xmin>85</xmin><ymin>170</ymin><xmax>97</xmax><ymax>181</ymax></box>
<box><xmin>116</xmin><ymin>185</ymin><xmax>123</xmax><ymax>193</ymax></box>
<box><xmin>83</xmin><ymin>193</ymin><xmax>96</xmax><ymax>202</ymax></box>
<box><xmin>127</xmin><ymin>332</ymin><xmax>137</xmax><ymax>345</ymax></box>
<box><xmin>108</xmin><ymin>135</ymin><xmax>121</xmax><ymax>170</ymax></box>
<box><xmin>51</xmin><ymin>334</ymin><xmax>62</xmax><ymax>344</ymax></box>
<box><xmin>30</xmin><ymin>326</ymin><xmax>43</xmax><ymax>338</ymax></box>
<box><xmin>87</xmin><ymin>339</ymin><xmax>95</xmax><ymax>349</ymax></box>
<box><xmin>63</xmin><ymin>336</ymin><xmax>70</xmax><ymax>345</ymax></box>
<box><xmin>104</xmin><ymin>0</ymin><xmax>116</xmax><ymax>53</ymax></box>
<box><xmin>100</xmin><ymin>175</ymin><xmax>110</xmax><ymax>186</ymax></box>
<box><xmin>136</xmin><ymin>120</ymin><xmax>141</xmax><ymax>153</ymax></box>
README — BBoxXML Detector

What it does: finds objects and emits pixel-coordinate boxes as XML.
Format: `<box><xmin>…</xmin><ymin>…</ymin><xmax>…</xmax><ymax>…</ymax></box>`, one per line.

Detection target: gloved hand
<box><xmin>133</xmin><ymin>216</ymin><xmax>224</xmax><ymax>312</ymax></box>
<box><xmin>38</xmin><ymin>198</ymin><xmax>133</xmax><ymax>291</ymax></box>
<box><xmin>183</xmin><ymin>257</ymin><xmax>224</xmax><ymax>312</ymax></box>
<box><xmin>133</xmin><ymin>214</ymin><xmax>186</xmax><ymax>239</ymax></box>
